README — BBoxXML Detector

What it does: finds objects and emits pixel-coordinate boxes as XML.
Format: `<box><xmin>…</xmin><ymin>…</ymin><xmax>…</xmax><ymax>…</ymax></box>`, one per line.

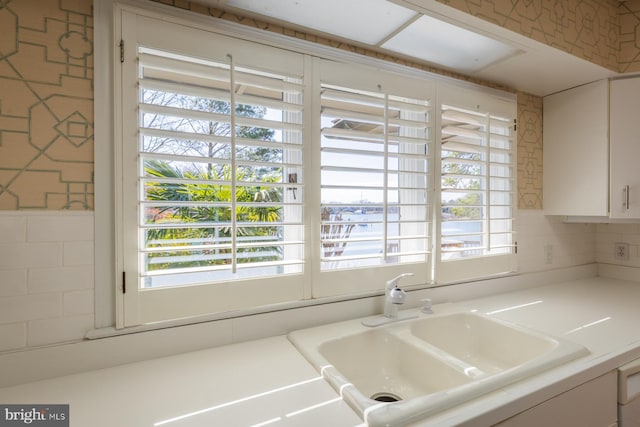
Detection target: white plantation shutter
<box><xmin>314</xmin><ymin>60</ymin><xmax>433</xmax><ymax>295</ymax></box>
<box><xmin>115</xmin><ymin>9</ymin><xmax>518</xmax><ymax>327</ymax></box>
<box><xmin>118</xmin><ymin>12</ymin><xmax>306</xmax><ymax>326</ymax></box>
<box><xmin>138</xmin><ymin>49</ymin><xmax>304</xmax><ymax>287</ymax></box>
<box><xmin>437</xmin><ymin>86</ymin><xmax>517</xmax><ymax>283</ymax></box>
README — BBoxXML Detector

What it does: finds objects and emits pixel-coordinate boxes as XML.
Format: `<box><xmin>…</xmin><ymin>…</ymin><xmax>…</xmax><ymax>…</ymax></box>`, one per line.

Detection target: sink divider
<box><xmin>387</xmin><ymin>328</ymin><xmax>490</xmax><ymax>380</ymax></box>
<box><xmin>315</xmin><ymin>325</ymin><xmax>500</xmax><ymax>425</ymax></box>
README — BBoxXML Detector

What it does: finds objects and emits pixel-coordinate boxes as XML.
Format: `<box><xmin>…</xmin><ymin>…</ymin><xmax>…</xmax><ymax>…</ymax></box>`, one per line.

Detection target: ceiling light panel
<box><xmin>381</xmin><ymin>14</ymin><xmax>521</xmax><ymax>73</ymax></box>
<box><xmin>224</xmin><ymin>0</ymin><xmax>417</xmax><ymax>45</ymax></box>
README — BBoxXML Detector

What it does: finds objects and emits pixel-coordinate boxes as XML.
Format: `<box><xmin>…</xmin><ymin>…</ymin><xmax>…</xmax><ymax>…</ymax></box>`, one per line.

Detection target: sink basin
<box><xmin>288</xmin><ymin>309</ymin><xmax>589</xmax><ymax>427</ymax></box>
<box><xmin>409</xmin><ymin>312</ymin><xmax>561</xmax><ymax>374</ymax></box>
<box><xmin>319</xmin><ymin>329</ymin><xmax>472</xmax><ymax>401</ymax></box>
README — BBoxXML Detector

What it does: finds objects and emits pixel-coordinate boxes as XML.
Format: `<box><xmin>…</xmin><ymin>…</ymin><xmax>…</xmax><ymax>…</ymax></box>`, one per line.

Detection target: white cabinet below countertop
<box><xmin>493</xmin><ymin>370</ymin><xmax>618</xmax><ymax>427</ymax></box>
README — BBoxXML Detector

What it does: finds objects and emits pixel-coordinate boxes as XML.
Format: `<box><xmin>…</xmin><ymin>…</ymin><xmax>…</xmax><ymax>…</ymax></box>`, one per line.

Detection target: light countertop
<box><xmin>417</xmin><ymin>276</ymin><xmax>640</xmax><ymax>426</ymax></box>
<box><xmin>2</xmin><ymin>275</ymin><xmax>640</xmax><ymax>427</ymax></box>
<box><xmin>0</xmin><ymin>336</ymin><xmax>362</xmax><ymax>427</ymax></box>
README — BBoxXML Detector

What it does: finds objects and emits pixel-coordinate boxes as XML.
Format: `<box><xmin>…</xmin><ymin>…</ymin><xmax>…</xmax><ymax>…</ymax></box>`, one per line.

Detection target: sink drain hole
<box><xmin>371</xmin><ymin>392</ymin><xmax>402</xmax><ymax>403</ymax></box>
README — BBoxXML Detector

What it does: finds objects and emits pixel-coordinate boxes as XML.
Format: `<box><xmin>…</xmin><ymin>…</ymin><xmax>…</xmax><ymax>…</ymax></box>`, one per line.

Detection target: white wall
<box><xmin>0</xmin><ymin>209</ymin><xmax>601</xmax><ymax>354</ymax></box>
<box><xmin>0</xmin><ymin>211</ymin><xmax>94</xmax><ymax>352</ymax></box>
<box><xmin>596</xmin><ymin>223</ymin><xmax>640</xmax><ymax>267</ymax></box>
<box><xmin>517</xmin><ymin>210</ymin><xmax>596</xmax><ymax>273</ymax></box>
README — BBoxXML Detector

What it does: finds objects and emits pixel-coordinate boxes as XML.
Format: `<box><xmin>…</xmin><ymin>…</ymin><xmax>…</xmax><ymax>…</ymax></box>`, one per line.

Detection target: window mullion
<box><xmin>228</xmin><ymin>53</ymin><xmax>238</xmax><ymax>274</ymax></box>
<box><xmin>382</xmin><ymin>90</ymin><xmax>389</xmax><ymax>261</ymax></box>
<box><xmin>484</xmin><ymin>113</ymin><xmax>491</xmax><ymax>251</ymax></box>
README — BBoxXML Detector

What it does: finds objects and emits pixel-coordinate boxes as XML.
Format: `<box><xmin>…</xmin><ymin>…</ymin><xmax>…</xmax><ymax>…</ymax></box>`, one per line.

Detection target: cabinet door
<box><xmin>494</xmin><ymin>371</ymin><xmax>617</xmax><ymax>427</ymax></box>
<box><xmin>610</xmin><ymin>77</ymin><xmax>640</xmax><ymax>219</ymax></box>
<box><xmin>543</xmin><ymin>80</ymin><xmax>609</xmax><ymax>216</ymax></box>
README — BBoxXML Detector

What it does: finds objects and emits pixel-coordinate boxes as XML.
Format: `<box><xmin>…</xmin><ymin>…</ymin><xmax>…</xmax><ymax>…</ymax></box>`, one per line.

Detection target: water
<box><xmin>334</xmin><ymin>212</ymin><xmax>481</xmax><ymax>258</ymax></box>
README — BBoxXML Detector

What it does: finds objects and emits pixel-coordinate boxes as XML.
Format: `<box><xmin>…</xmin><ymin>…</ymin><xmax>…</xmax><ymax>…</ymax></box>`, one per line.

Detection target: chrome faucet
<box><xmin>384</xmin><ymin>273</ymin><xmax>414</xmax><ymax>319</ymax></box>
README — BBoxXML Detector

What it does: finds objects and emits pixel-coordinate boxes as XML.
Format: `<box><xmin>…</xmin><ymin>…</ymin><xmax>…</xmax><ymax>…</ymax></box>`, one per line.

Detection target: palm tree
<box><xmin>144</xmin><ymin>159</ymin><xmax>284</xmax><ymax>270</ymax></box>
<box><xmin>141</xmin><ymin>86</ymin><xmax>288</xmax><ymax>271</ymax></box>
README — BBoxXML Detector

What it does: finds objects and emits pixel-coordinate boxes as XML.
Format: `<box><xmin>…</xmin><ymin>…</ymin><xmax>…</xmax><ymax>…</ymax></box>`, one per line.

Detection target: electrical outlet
<box><xmin>614</xmin><ymin>242</ymin><xmax>630</xmax><ymax>261</ymax></box>
<box><xmin>544</xmin><ymin>244</ymin><xmax>553</xmax><ymax>264</ymax></box>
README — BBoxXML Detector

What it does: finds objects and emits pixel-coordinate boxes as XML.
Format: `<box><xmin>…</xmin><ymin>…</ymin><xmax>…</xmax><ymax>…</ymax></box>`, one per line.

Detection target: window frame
<box><xmin>434</xmin><ymin>83</ymin><xmax>518</xmax><ymax>283</ymax></box>
<box><xmin>311</xmin><ymin>58</ymin><xmax>435</xmax><ymax>297</ymax></box>
<box><xmin>98</xmin><ymin>0</ymin><xmax>518</xmax><ymax>330</ymax></box>
<box><xmin>117</xmin><ymin>10</ymin><xmax>311</xmax><ymax>326</ymax></box>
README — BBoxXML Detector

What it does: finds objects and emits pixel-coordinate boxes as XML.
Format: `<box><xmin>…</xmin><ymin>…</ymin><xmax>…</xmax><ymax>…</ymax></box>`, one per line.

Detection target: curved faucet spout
<box><xmin>385</xmin><ymin>273</ymin><xmax>415</xmax><ymax>291</ymax></box>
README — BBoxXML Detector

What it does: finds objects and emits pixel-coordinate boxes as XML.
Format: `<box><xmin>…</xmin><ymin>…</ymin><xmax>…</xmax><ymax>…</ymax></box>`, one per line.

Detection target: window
<box><xmin>436</xmin><ymin>85</ymin><xmax>517</xmax><ymax>283</ymax></box>
<box><xmin>313</xmin><ymin>60</ymin><xmax>433</xmax><ymax>296</ymax></box>
<box><xmin>137</xmin><ymin>48</ymin><xmax>304</xmax><ymax>287</ymax></box>
<box><xmin>118</xmin><ymin>12</ymin><xmax>307</xmax><ymax>325</ymax></box>
<box><xmin>319</xmin><ymin>85</ymin><xmax>431</xmax><ymax>270</ymax></box>
<box><xmin>114</xmin><ymin>7</ymin><xmax>516</xmax><ymax>327</ymax></box>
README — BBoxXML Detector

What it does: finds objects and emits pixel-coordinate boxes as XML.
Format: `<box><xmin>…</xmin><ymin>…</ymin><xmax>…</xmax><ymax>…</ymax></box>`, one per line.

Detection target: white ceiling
<box><xmin>222</xmin><ymin>0</ymin><xmax>418</xmax><ymax>45</ymax></box>
<box><xmin>206</xmin><ymin>0</ymin><xmax>618</xmax><ymax>96</ymax></box>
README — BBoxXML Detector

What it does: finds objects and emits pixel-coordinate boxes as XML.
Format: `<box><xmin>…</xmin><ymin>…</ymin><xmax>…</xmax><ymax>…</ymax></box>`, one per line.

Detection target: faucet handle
<box><xmin>386</xmin><ymin>273</ymin><xmax>414</xmax><ymax>289</ymax></box>
<box><xmin>421</xmin><ymin>298</ymin><xmax>433</xmax><ymax>314</ymax></box>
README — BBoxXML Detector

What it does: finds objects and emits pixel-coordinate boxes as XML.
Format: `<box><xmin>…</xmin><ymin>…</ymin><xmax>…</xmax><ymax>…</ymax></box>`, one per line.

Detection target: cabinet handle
<box><xmin>623</xmin><ymin>185</ymin><xmax>630</xmax><ymax>211</ymax></box>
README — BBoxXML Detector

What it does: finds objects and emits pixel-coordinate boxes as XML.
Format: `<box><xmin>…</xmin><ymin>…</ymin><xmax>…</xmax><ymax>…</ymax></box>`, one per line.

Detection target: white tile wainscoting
<box><xmin>0</xmin><ymin>209</ymin><xmax>636</xmax><ymax>356</ymax></box>
<box><xmin>517</xmin><ymin>211</ymin><xmax>596</xmax><ymax>272</ymax></box>
<box><xmin>596</xmin><ymin>222</ymin><xmax>640</xmax><ymax>267</ymax></box>
<box><xmin>0</xmin><ymin>211</ymin><xmax>94</xmax><ymax>351</ymax></box>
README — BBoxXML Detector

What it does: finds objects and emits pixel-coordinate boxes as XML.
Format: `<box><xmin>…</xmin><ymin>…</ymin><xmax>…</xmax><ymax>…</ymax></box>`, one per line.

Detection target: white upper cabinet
<box><xmin>610</xmin><ymin>77</ymin><xmax>640</xmax><ymax>219</ymax></box>
<box><xmin>544</xmin><ymin>77</ymin><xmax>640</xmax><ymax>220</ymax></box>
<box><xmin>543</xmin><ymin>80</ymin><xmax>609</xmax><ymax>216</ymax></box>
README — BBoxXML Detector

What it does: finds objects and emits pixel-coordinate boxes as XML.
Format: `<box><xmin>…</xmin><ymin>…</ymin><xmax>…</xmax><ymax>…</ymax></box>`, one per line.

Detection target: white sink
<box><xmin>409</xmin><ymin>312</ymin><xmax>562</xmax><ymax>374</ymax></box>
<box><xmin>288</xmin><ymin>309</ymin><xmax>589</xmax><ymax>427</ymax></box>
<box><xmin>319</xmin><ymin>329</ymin><xmax>472</xmax><ymax>402</ymax></box>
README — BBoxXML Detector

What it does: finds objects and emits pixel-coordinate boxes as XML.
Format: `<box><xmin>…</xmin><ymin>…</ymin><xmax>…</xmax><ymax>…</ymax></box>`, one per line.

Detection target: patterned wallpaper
<box><xmin>0</xmin><ymin>0</ymin><xmax>94</xmax><ymax>210</ymax></box>
<box><xmin>438</xmin><ymin>0</ymin><xmax>620</xmax><ymax>72</ymax></box>
<box><xmin>517</xmin><ymin>92</ymin><xmax>543</xmax><ymax>209</ymax></box>
<box><xmin>619</xmin><ymin>0</ymin><xmax>640</xmax><ymax>73</ymax></box>
<box><xmin>1</xmin><ymin>0</ymin><xmax>638</xmax><ymax>211</ymax></box>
